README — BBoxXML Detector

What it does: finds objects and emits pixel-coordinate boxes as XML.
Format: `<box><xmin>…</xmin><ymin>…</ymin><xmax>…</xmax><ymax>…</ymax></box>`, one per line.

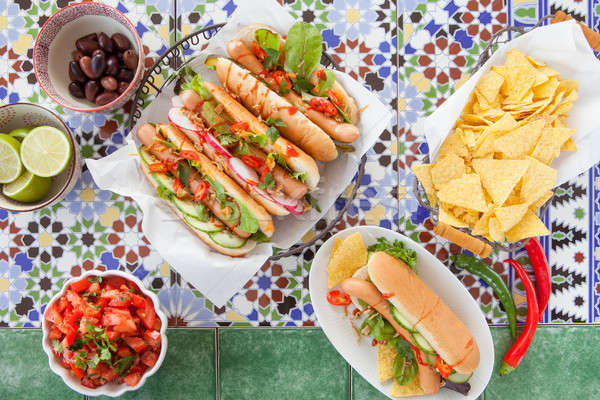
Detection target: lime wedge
<box><xmin>9</xmin><ymin>126</ymin><xmax>35</xmax><ymax>142</ymax></box>
<box><xmin>2</xmin><ymin>170</ymin><xmax>51</xmax><ymax>203</ymax></box>
<box><xmin>0</xmin><ymin>133</ymin><xmax>23</xmax><ymax>183</ymax></box>
<box><xmin>20</xmin><ymin>126</ymin><xmax>72</xmax><ymax>178</ymax></box>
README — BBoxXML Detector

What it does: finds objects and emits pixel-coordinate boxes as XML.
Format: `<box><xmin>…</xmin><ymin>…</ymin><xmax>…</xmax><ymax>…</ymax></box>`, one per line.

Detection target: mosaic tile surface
<box><xmin>0</xmin><ymin>0</ymin><xmax>599</xmax><ymax>330</ymax></box>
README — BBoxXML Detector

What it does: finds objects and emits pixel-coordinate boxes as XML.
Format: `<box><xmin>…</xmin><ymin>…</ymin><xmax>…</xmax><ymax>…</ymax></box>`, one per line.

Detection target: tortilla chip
<box><xmin>505</xmin><ymin>210</ymin><xmax>550</xmax><ymax>242</ymax></box>
<box><xmin>533</xmin><ymin>76</ymin><xmax>560</xmax><ymax>100</ymax></box>
<box><xmin>326</xmin><ymin>233</ymin><xmax>367</xmax><ymax>288</ymax></box>
<box><xmin>437</xmin><ymin>174</ymin><xmax>488</xmax><ymax>212</ymax></box>
<box><xmin>476</xmin><ymin>70</ymin><xmax>505</xmax><ymax>104</ymax></box>
<box><xmin>531</xmin><ymin>127</ymin><xmax>575</xmax><ymax>164</ymax></box>
<box><xmin>527</xmin><ymin>55</ymin><xmax>546</xmax><ymax>68</ymax></box>
<box><xmin>520</xmin><ymin>157</ymin><xmax>557</xmax><ymax>204</ymax></box>
<box><xmin>495</xmin><ymin>204</ymin><xmax>529</xmax><ymax>232</ymax></box>
<box><xmin>438</xmin><ymin>131</ymin><xmax>469</xmax><ymax>159</ymax></box>
<box><xmin>561</xmin><ymin>137</ymin><xmax>577</xmax><ymax>152</ymax></box>
<box><xmin>488</xmin><ymin>217</ymin><xmax>505</xmax><ymax>242</ymax></box>
<box><xmin>494</xmin><ymin>118</ymin><xmax>544</xmax><ymax>159</ymax></box>
<box><xmin>528</xmin><ymin>190</ymin><xmax>553</xmax><ymax>212</ymax></box>
<box><xmin>472</xmin><ymin>158</ymin><xmax>529</xmax><ymax>205</ymax></box>
<box><xmin>377</xmin><ymin>344</ymin><xmax>396</xmax><ymax>382</ymax></box>
<box><xmin>431</xmin><ymin>154</ymin><xmax>465</xmax><ymax>190</ymax></box>
<box><xmin>390</xmin><ymin>378</ymin><xmax>425</xmax><ymax>398</ymax></box>
<box><xmin>412</xmin><ymin>164</ymin><xmax>437</xmax><ymax>208</ymax></box>
<box><xmin>502</xmin><ymin>49</ymin><xmax>538</xmax><ymax>101</ymax></box>
<box><xmin>439</xmin><ymin>204</ymin><xmax>468</xmax><ymax>228</ymax></box>
<box><xmin>471</xmin><ymin>209</ymin><xmax>493</xmax><ymax>237</ymax></box>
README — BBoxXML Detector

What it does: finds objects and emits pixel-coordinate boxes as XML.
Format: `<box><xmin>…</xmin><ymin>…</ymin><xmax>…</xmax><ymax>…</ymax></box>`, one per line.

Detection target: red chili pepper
<box><xmin>251</xmin><ymin>40</ymin><xmax>266</xmax><ymax>61</ymax></box>
<box><xmin>326</xmin><ymin>290</ymin><xmax>351</xmax><ymax>306</ymax></box>
<box><xmin>230</xmin><ymin>121</ymin><xmax>250</xmax><ymax>133</ymax></box>
<box><xmin>500</xmin><ymin>258</ymin><xmax>539</xmax><ymax>376</ymax></box>
<box><xmin>259</xmin><ymin>167</ymin><xmax>270</xmax><ymax>183</ymax></box>
<box><xmin>173</xmin><ymin>178</ymin><xmax>184</xmax><ymax>193</ymax></box>
<box><xmin>148</xmin><ymin>163</ymin><xmax>168</xmax><ymax>173</ymax></box>
<box><xmin>194</xmin><ymin>181</ymin><xmax>209</xmax><ymax>201</ymax></box>
<box><xmin>435</xmin><ymin>356</ymin><xmax>453</xmax><ymax>379</ymax></box>
<box><xmin>524</xmin><ymin>237</ymin><xmax>550</xmax><ymax>322</ymax></box>
<box><xmin>272</xmin><ymin>70</ymin><xmax>292</xmax><ymax>91</ymax></box>
<box><xmin>287</xmin><ymin>106</ymin><xmax>298</xmax><ymax>115</ymax></box>
<box><xmin>286</xmin><ymin>144</ymin><xmax>299</xmax><ymax>158</ymax></box>
<box><xmin>241</xmin><ymin>155</ymin><xmax>262</xmax><ymax>169</ymax></box>
<box><xmin>381</xmin><ymin>292</ymin><xmax>394</xmax><ymax>299</ymax></box>
<box><xmin>327</xmin><ymin>90</ymin><xmax>341</xmax><ymax>106</ymax></box>
<box><xmin>309</xmin><ymin>97</ymin><xmax>337</xmax><ymax>116</ymax></box>
<box><xmin>411</xmin><ymin>346</ymin><xmax>429</xmax><ymax>366</ymax></box>
<box><xmin>179</xmin><ymin>150</ymin><xmax>200</xmax><ymax>161</ymax></box>
<box><xmin>371</xmin><ymin>338</ymin><xmax>378</xmax><ymax>347</ymax></box>
<box><xmin>317</xmin><ymin>69</ymin><xmax>326</xmax><ymax>80</ymax></box>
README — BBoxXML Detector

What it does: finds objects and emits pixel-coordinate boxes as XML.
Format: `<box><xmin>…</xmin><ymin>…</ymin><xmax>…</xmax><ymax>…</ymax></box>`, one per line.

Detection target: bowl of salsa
<box><xmin>41</xmin><ymin>270</ymin><xmax>167</xmax><ymax>397</ymax></box>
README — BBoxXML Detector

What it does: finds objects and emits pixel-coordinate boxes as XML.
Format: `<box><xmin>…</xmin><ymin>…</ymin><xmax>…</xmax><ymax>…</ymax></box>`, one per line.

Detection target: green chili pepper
<box><xmin>451</xmin><ymin>254</ymin><xmax>517</xmax><ymax>339</ymax></box>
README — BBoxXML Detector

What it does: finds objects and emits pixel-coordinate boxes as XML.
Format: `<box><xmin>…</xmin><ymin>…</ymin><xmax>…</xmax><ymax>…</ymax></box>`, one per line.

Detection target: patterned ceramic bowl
<box><xmin>33</xmin><ymin>2</ymin><xmax>143</xmax><ymax>113</ymax></box>
<box><xmin>0</xmin><ymin>103</ymin><xmax>81</xmax><ymax>212</ymax></box>
<box><xmin>41</xmin><ymin>270</ymin><xmax>168</xmax><ymax>397</ymax></box>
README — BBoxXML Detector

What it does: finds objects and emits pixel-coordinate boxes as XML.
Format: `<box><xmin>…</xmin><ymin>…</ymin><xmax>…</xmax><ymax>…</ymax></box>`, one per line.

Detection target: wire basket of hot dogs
<box><xmin>411</xmin><ymin>13</ymin><xmax>600</xmax><ymax>255</ymax></box>
<box><xmin>87</xmin><ymin>0</ymin><xmax>393</xmax><ymax>306</ymax></box>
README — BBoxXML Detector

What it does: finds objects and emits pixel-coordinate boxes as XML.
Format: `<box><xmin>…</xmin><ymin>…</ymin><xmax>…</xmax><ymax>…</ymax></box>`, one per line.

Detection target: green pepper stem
<box><xmin>499</xmin><ymin>361</ymin><xmax>516</xmax><ymax>376</ymax></box>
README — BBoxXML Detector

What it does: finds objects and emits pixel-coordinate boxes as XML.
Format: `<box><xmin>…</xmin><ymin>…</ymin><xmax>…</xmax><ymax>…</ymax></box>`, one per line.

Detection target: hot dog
<box><xmin>227</xmin><ymin>39</ymin><xmax>360</xmax><ymax>143</ymax></box>
<box><xmin>230</xmin><ymin>23</ymin><xmax>361</xmax><ymax>139</ymax></box>
<box><xmin>336</xmin><ymin>249</ymin><xmax>479</xmax><ymax>397</ymax></box>
<box><xmin>214</xmin><ymin>57</ymin><xmax>338</xmax><ymax>162</ymax></box>
<box><xmin>340</xmin><ymin>278</ymin><xmax>441</xmax><ymax>395</ymax></box>
<box><xmin>136</xmin><ymin>122</ymin><xmax>274</xmax><ymax>256</ymax></box>
<box><xmin>170</xmin><ymin>73</ymin><xmax>320</xmax><ymax>216</ymax></box>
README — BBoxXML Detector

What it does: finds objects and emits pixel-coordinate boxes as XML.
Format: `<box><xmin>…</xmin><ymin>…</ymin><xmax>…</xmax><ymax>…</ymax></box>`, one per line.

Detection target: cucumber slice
<box><xmin>183</xmin><ymin>214</ymin><xmax>223</xmax><ymax>233</ymax></box>
<box><xmin>151</xmin><ymin>172</ymin><xmax>175</xmax><ymax>192</ymax></box>
<box><xmin>173</xmin><ymin>197</ymin><xmax>205</xmax><ymax>219</ymax></box>
<box><xmin>447</xmin><ymin>371</ymin><xmax>473</xmax><ymax>383</ymax></box>
<box><xmin>390</xmin><ymin>305</ymin><xmax>413</xmax><ymax>332</ymax></box>
<box><xmin>425</xmin><ymin>353</ymin><xmax>437</xmax><ymax>367</ymax></box>
<box><xmin>208</xmin><ymin>230</ymin><xmax>248</xmax><ymax>249</ymax></box>
<box><xmin>411</xmin><ymin>332</ymin><xmax>436</xmax><ymax>354</ymax></box>
<box><xmin>139</xmin><ymin>147</ymin><xmax>155</xmax><ymax>165</ymax></box>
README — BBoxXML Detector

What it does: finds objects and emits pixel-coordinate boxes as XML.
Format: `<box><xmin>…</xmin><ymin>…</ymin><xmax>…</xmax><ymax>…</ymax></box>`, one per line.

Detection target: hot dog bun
<box><xmin>367</xmin><ymin>252</ymin><xmax>480</xmax><ymax>374</ymax></box>
<box><xmin>235</xmin><ymin>23</ymin><xmax>360</xmax><ymax>125</ymax></box>
<box><xmin>138</xmin><ymin>152</ymin><xmax>258</xmax><ymax>257</ymax></box>
<box><xmin>215</xmin><ymin>57</ymin><xmax>338</xmax><ymax>162</ymax></box>
<box><xmin>203</xmin><ymin>81</ymin><xmax>320</xmax><ymax>189</ymax></box>
<box><xmin>157</xmin><ymin>123</ymin><xmax>275</xmax><ymax>238</ymax></box>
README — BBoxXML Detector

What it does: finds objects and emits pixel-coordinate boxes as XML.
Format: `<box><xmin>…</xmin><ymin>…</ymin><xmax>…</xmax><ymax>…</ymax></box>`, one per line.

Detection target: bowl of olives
<box><xmin>33</xmin><ymin>2</ymin><xmax>144</xmax><ymax>113</ymax></box>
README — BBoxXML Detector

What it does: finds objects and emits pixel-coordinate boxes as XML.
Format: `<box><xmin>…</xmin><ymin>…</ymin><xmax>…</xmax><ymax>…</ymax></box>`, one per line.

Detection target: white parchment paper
<box><xmin>87</xmin><ymin>0</ymin><xmax>392</xmax><ymax>306</ymax></box>
<box><xmin>420</xmin><ymin>20</ymin><xmax>600</xmax><ymax>186</ymax></box>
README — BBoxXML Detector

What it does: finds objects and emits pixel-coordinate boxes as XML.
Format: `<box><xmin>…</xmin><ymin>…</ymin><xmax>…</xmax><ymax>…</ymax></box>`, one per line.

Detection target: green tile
<box><xmin>98</xmin><ymin>328</ymin><xmax>216</xmax><ymax>399</ymax></box>
<box><xmin>219</xmin><ymin>328</ymin><xmax>349</xmax><ymax>400</ymax></box>
<box><xmin>486</xmin><ymin>325</ymin><xmax>600</xmax><ymax>399</ymax></box>
<box><xmin>0</xmin><ymin>329</ymin><xmax>80</xmax><ymax>399</ymax></box>
<box><xmin>352</xmin><ymin>368</ymin><xmax>388</xmax><ymax>400</ymax></box>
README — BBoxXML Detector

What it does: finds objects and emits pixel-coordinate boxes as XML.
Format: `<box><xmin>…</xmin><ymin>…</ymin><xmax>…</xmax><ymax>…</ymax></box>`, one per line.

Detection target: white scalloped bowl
<box><xmin>41</xmin><ymin>270</ymin><xmax>168</xmax><ymax>397</ymax></box>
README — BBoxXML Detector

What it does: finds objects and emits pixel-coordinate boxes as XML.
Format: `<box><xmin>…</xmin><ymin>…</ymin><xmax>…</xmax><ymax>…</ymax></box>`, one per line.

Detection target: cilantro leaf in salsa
<box><xmin>367</xmin><ymin>237</ymin><xmax>417</xmax><ymax>269</ymax></box>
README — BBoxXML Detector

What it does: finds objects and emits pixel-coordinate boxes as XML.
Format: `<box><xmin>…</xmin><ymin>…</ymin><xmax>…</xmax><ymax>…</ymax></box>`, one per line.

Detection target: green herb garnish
<box><xmin>367</xmin><ymin>237</ymin><xmax>417</xmax><ymax>269</ymax></box>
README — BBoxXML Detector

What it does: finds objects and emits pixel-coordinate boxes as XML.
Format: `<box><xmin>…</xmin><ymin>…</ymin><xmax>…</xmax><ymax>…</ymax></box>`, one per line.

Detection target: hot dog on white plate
<box><xmin>228</xmin><ymin>23</ymin><xmax>361</xmax><ymax>143</ymax></box>
<box><xmin>136</xmin><ymin>122</ymin><xmax>274</xmax><ymax>256</ymax></box>
<box><xmin>339</xmin><ymin>251</ymin><xmax>480</xmax><ymax>396</ymax></box>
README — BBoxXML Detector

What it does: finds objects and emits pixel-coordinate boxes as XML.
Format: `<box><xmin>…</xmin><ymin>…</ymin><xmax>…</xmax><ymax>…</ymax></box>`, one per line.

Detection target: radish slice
<box><xmin>171</xmin><ymin>96</ymin><xmax>183</xmax><ymax>108</ymax></box>
<box><xmin>229</xmin><ymin>157</ymin><xmax>259</xmax><ymax>183</ymax></box>
<box><xmin>168</xmin><ymin>107</ymin><xmax>198</xmax><ymax>133</ymax></box>
<box><xmin>204</xmin><ymin>133</ymin><xmax>233</xmax><ymax>159</ymax></box>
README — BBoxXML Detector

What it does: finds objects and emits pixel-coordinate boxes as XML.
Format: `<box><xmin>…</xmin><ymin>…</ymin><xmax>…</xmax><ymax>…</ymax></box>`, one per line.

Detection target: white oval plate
<box><xmin>310</xmin><ymin>226</ymin><xmax>493</xmax><ymax>400</ymax></box>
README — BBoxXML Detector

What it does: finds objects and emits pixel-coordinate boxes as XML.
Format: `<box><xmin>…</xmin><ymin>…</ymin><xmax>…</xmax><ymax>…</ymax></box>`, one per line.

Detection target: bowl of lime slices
<box><xmin>0</xmin><ymin>103</ymin><xmax>81</xmax><ymax>212</ymax></box>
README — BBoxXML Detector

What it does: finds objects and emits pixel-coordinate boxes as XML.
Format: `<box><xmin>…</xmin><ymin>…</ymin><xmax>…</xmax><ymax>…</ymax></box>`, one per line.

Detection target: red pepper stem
<box><xmin>524</xmin><ymin>237</ymin><xmax>551</xmax><ymax>322</ymax></box>
<box><xmin>501</xmin><ymin>259</ymin><xmax>540</xmax><ymax>376</ymax></box>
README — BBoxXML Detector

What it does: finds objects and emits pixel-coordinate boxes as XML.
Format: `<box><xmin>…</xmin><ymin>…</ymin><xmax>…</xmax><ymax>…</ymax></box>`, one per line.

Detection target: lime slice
<box><xmin>9</xmin><ymin>126</ymin><xmax>35</xmax><ymax>142</ymax></box>
<box><xmin>2</xmin><ymin>170</ymin><xmax>51</xmax><ymax>203</ymax></box>
<box><xmin>0</xmin><ymin>133</ymin><xmax>23</xmax><ymax>183</ymax></box>
<box><xmin>20</xmin><ymin>126</ymin><xmax>72</xmax><ymax>178</ymax></box>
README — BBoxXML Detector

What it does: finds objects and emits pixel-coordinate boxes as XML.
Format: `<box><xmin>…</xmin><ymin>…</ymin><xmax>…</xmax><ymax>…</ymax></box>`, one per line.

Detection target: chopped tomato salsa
<box><xmin>44</xmin><ymin>275</ymin><xmax>162</xmax><ymax>389</ymax></box>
